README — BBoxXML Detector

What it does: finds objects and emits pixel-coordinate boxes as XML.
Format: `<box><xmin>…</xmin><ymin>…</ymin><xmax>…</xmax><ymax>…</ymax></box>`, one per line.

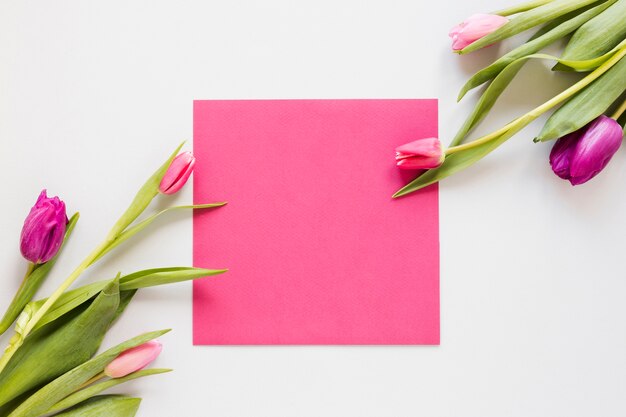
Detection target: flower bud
<box><xmin>549</xmin><ymin>115</ymin><xmax>623</xmax><ymax>185</ymax></box>
<box><xmin>20</xmin><ymin>190</ymin><xmax>67</xmax><ymax>264</ymax></box>
<box><xmin>104</xmin><ymin>340</ymin><xmax>163</xmax><ymax>378</ymax></box>
<box><xmin>159</xmin><ymin>152</ymin><xmax>196</xmax><ymax>195</ymax></box>
<box><xmin>395</xmin><ymin>138</ymin><xmax>445</xmax><ymax>170</ymax></box>
<box><xmin>449</xmin><ymin>13</ymin><xmax>509</xmax><ymax>51</ymax></box>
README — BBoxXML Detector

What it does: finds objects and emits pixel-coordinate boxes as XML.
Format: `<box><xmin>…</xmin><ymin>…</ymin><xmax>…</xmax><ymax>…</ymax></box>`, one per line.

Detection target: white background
<box><xmin>1</xmin><ymin>1</ymin><xmax>626</xmax><ymax>416</ymax></box>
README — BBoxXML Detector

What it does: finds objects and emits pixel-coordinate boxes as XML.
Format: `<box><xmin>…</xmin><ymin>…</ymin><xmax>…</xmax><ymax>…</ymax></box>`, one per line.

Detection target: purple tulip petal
<box><xmin>569</xmin><ymin>116</ymin><xmax>623</xmax><ymax>185</ymax></box>
<box><xmin>20</xmin><ymin>190</ymin><xmax>67</xmax><ymax>264</ymax></box>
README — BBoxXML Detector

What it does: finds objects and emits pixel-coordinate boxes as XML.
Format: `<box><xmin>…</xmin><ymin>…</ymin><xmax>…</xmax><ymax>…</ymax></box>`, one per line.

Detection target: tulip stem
<box><xmin>445</xmin><ymin>45</ymin><xmax>626</xmax><ymax>156</ymax></box>
<box><xmin>611</xmin><ymin>99</ymin><xmax>626</xmax><ymax>120</ymax></box>
<box><xmin>494</xmin><ymin>0</ymin><xmax>555</xmax><ymax>16</ymax></box>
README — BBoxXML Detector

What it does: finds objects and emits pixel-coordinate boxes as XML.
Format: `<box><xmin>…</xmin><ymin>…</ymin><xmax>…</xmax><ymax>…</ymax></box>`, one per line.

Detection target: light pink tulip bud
<box><xmin>395</xmin><ymin>138</ymin><xmax>445</xmax><ymax>170</ymax></box>
<box><xmin>159</xmin><ymin>152</ymin><xmax>196</xmax><ymax>195</ymax></box>
<box><xmin>104</xmin><ymin>340</ymin><xmax>162</xmax><ymax>378</ymax></box>
<box><xmin>449</xmin><ymin>13</ymin><xmax>509</xmax><ymax>51</ymax></box>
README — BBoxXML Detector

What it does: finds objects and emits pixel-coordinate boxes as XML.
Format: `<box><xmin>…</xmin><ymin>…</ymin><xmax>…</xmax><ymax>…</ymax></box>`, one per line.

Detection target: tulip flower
<box><xmin>395</xmin><ymin>138</ymin><xmax>445</xmax><ymax>170</ymax></box>
<box><xmin>104</xmin><ymin>340</ymin><xmax>163</xmax><ymax>378</ymax></box>
<box><xmin>549</xmin><ymin>115</ymin><xmax>623</xmax><ymax>185</ymax></box>
<box><xmin>449</xmin><ymin>13</ymin><xmax>509</xmax><ymax>51</ymax></box>
<box><xmin>159</xmin><ymin>151</ymin><xmax>196</xmax><ymax>194</ymax></box>
<box><xmin>20</xmin><ymin>190</ymin><xmax>68</xmax><ymax>264</ymax></box>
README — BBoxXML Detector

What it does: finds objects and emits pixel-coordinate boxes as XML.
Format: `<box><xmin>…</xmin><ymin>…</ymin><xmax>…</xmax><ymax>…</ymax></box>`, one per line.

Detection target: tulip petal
<box><xmin>104</xmin><ymin>340</ymin><xmax>163</xmax><ymax>378</ymax></box>
<box><xmin>20</xmin><ymin>190</ymin><xmax>67</xmax><ymax>264</ymax></box>
<box><xmin>449</xmin><ymin>14</ymin><xmax>509</xmax><ymax>51</ymax></box>
<box><xmin>549</xmin><ymin>130</ymin><xmax>580</xmax><ymax>179</ymax></box>
<box><xmin>159</xmin><ymin>152</ymin><xmax>196</xmax><ymax>195</ymax></box>
<box><xmin>395</xmin><ymin>138</ymin><xmax>444</xmax><ymax>170</ymax></box>
<box><xmin>568</xmin><ymin>115</ymin><xmax>623</xmax><ymax>184</ymax></box>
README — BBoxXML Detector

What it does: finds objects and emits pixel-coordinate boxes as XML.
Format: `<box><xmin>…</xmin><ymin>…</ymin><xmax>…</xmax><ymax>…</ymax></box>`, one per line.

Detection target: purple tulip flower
<box><xmin>549</xmin><ymin>115</ymin><xmax>623</xmax><ymax>185</ymax></box>
<box><xmin>20</xmin><ymin>190</ymin><xmax>68</xmax><ymax>264</ymax></box>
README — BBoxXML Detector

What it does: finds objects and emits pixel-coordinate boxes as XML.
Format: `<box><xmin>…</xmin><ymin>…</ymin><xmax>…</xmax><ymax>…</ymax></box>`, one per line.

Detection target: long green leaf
<box><xmin>24</xmin><ymin>267</ymin><xmax>225</xmax><ymax>332</ymax></box>
<box><xmin>458</xmin><ymin>0</ymin><xmax>617</xmax><ymax>100</ymax></box>
<box><xmin>47</xmin><ymin>369</ymin><xmax>170</xmax><ymax>415</ymax></box>
<box><xmin>7</xmin><ymin>330</ymin><xmax>169</xmax><ymax>417</ymax></box>
<box><xmin>460</xmin><ymin>0</ymin><xmax>599</xmax><ymax>54</ymax></box>
<box><xmin>51</xmin><ymin>395</ymin><xmax>141</xmax><ymax>417</ymax></box>
<box><xmin>0</xmin><ymin>279</ymin><xmax>120</xmax><ymax>407</ymax></box>
<box><xmin>105</xmin><ymin>142</ymin><xmax>185</xmax><ymax>241</ymax></box>
<box><xmin>451</xmin><ymin>46</ymin><xmax>625</xmax><ymax>146</ymax></box>
<box><xmin>92</xmin><ymin>202</ymin><xmax>226</xmax><ymax>265</ymax></box>
<box><xmin>119</xmin><ymin>267</ymin><xmax>227</xmax><ymax>290</ymax></box>
<box><xmin>0</xmin><ymin>214</ymin><xmax>80</xmax><ymax>336</ymax></box>
<box><xmin>537</xmin><ymin>54</ymin><xmax>626</xmax><ymax>141</ymax></box>
<box><xmin>558</xmin><ymin>0</ymin><xmax>626</xmax><ymax>62</ymax></box>
<box><xmin>527</xmin><ymin>2</ymin><xmax>594</xmax><ymax>41</ymax></box>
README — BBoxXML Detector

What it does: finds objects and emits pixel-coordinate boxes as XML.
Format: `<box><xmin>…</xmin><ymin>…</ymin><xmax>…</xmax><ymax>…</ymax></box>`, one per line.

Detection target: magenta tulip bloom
<box><xmin>159</xmin><ymin>152</ymin><xmax>196</xmax><ymax>195</ymax></box>
<box><xmin>449</xmin><ymin>13</ymin><xmax>509</xmax><ymax>51</ymax></box>
<box><xmin>549</xmin><ymin>115</ymin><xmax>623</xmax><ymax>185</ymax></box>
<box><xmin>104</xmin><ymin>340</ymin><xmax>163</xmax><ymax>378</ymax></box>
<box><xmin>20</xmin><ymin>190</ymin><xmax>67</xmax><ymax>264</ymax></box>
<box><xmin>395</xmin><ymin>138</ymin><xmax>445</xmax><ymax>170</ymax></box>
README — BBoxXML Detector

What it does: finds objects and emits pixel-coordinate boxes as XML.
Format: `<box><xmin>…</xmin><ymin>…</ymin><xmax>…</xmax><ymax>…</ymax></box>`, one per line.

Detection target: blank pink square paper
<box><xmin>193</xmin><ymin>99</ymin><xmax>439</xmax><ymax>345</ymax></box>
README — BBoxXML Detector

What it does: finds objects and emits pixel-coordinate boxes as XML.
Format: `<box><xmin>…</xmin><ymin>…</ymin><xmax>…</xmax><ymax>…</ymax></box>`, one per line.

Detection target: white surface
<box><xmin>1</xmin><ymin>1</ymin><xmax>625</xmax><ymax>416</ymax></box>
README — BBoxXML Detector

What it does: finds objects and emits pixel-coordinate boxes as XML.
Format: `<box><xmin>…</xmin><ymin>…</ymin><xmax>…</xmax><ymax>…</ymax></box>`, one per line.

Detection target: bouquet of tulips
<box><xmin>394</xmin><ymin>0</ymin><xmax>626</xmax><ymax>197</ymax></box>
<box><xmin>0</xmin><ymin>145</ymin><xmax>225</xmax><ymax>417</ymax></box>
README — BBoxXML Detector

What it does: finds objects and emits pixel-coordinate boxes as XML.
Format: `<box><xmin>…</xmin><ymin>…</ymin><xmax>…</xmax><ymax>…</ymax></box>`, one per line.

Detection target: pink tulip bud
<box><xmin>159</xmin><ymin>152</ymin><xmax>196</xmax><ymax>195</ymax></box>
<box><xmin>395</xmin><ymin>138</ymin><xmax>445</xmax><ymax>170</ymax></box>
<box><xmin>104</xmin><ymin>340</ymin><xmax>163</xmax><ymax>378</ymax></box>
<box><xmin>449</xmin><ymin>13</ymin><xmax>509</xmax><ymax>51</ymax></box>
<box><xmin>549</xmin><ymin>115</ymin><xmax>623</xmax><ymax>185</ymax></box>
<box><xmin>20</xmin><ymin>190</ymin><xmax>68</xmax><ymax>264</ymax></box>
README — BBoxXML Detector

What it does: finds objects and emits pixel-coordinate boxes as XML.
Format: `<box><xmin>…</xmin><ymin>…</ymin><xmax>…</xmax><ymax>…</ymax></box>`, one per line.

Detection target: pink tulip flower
<box><xmin>159</xmin><ymin>152</ymin><xmax>196</xmax><ymax>195</ymax></box>
<box><xmin>549</xmin><ymin>115</ymin><xmax>623</xmax><ymax>185</ymax></box>
<box><xmin>104</xmin><ymin>340</ymin><xmax>163</xmax><ymax>378</ymax></box>
<box><xmin>449</xmin><ymin>13</ymin><xmax>509</xmax><ymax>51</ymax></box>
<box><xmin>20</xmin><ymin>190</ymin><xmax>67</xmax><ymax>264</ymax></box>
<box><xmin>395</xmin><ymin>138</ymin><xmax>445</xmax><ymax>170</ymax></box>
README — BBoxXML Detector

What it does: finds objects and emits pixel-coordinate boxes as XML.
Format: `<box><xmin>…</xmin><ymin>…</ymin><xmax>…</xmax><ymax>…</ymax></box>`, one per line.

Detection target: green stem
<box><xmin>445</xmin><ymin>46</ymin><xmax>626</xmax><ymax>156</ymax></box>
<box><xmin>611</xmin><ymin>99</ymin><xmax>626</xmax><ymax>119</ymax></box>
<box><xmin>494</xmin><ymin>0</ymin><xmax>555</xmax><ymax>16</ymax></box>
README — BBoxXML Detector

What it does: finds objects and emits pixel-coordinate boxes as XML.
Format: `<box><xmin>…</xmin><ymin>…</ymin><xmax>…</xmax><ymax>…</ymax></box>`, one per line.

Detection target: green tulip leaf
<box><xmin>92</xmin><ymin>202</ymin><xmax>226</xmax><ymax>265</ymax></box>
<box><xmin>7</xmin><ymin>330</ymin><xmax>168</xmax><ymax>417</ymax></box>
<box><xmin>47</xmin><ymin>369</ymin><xmax>170</xmax><ymax>415</ymax></box>
<box><xmin>23</xmin><ymin>267</ymin><xmax>225</xmax><ymax>333</ymax></box>
<box><xmin>557</xmin><ymin>0</ymin><xmax>626</xmax><ymax>64</ymax></box>
<box><xmin>451</xmin><ymin>46</ymin><xmax>625</xmax><ymax>146</ymax></box>
<box><xmin>50</xmin><ymin>395</ymin><xmax>141</xmax><ymax>417</ymax></box>
<box><xmin>0</xmin><ymin>213</ymin><xmax>80</xmax><ymax>336</ymax></box>
<box><xmin>537</xmin><ymin>53</ymin><xmax>626</xmax><ymax>141</ymax></box>
<box><xmin>105</xmin><ymin>143</ymin><xmax>185</xmax><ymax>240</ymax></box>
<box><xmin>459</xmin><ymin>0</ymin><xmax>599</xmax><ymax>54</ymax></box>
<box><xmin>0</xmin><ymin>279</ymin><xmax>121</xmax><ymax>408</ymax></box>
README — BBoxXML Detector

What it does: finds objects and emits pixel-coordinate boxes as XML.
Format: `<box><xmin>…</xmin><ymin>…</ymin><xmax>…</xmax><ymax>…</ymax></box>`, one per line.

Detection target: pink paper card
<box><xmin>193</xmin><ymin>99</ymin><xmax>439</xmax><ymax>345</ymax></box>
